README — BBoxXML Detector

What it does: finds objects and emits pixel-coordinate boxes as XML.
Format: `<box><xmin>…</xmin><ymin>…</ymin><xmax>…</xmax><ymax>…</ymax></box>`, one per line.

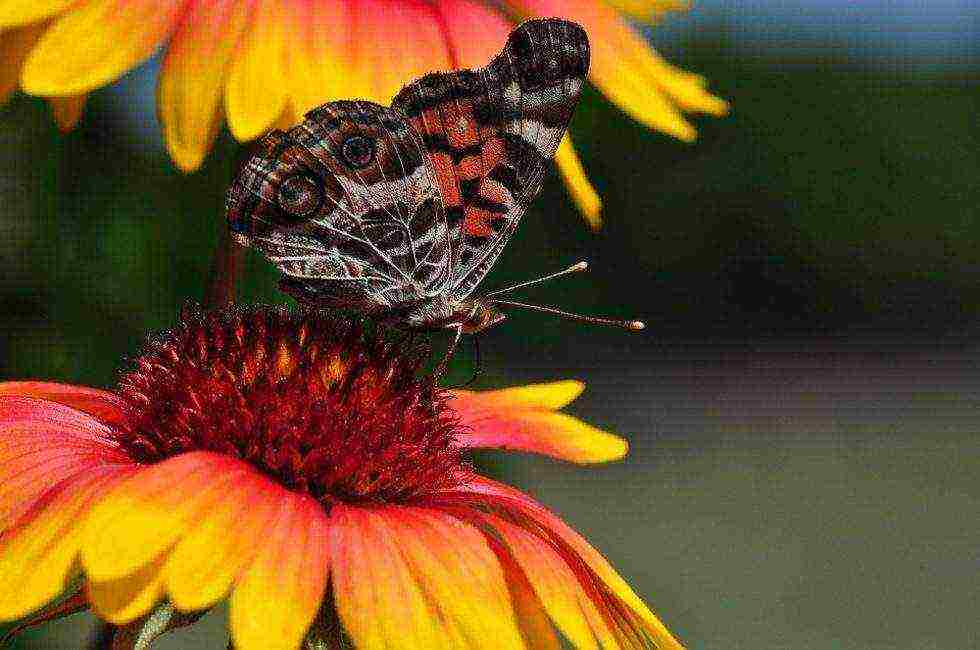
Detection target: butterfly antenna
<box><xmin>485</xmin><ymin>260</ymin><xmax>589</xmax><ymax>297</ymax></box>
<box><xmin>489</xmin><ymin>299</ymin><xmax>645</xmax><ymax>331</ymax></box>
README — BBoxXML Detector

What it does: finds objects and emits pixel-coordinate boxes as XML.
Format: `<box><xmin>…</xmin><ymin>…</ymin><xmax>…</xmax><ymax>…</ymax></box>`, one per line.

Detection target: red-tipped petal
<box><xmin>440</xmin><ymin>475</ymin><xmax>684</xmax><ymax>649</ymax></box>
<box><xmin>329</xmin><ymin>504</ymin><xmax>526</xmax><ymax>648</ymax></box>
<box><xmin>0</xmin><ymin>466</ymin><xmax>132</xmax><ymax>622</ymax></box>
<box><xmin>0</xmin><ymin>395</ymin><xmax>128</xmax><ymax>529</ymax></box>
<box><xmin>433</xmin><ymin>0</ymin><xmax>512</xmax><ymax>68</ymax></box>
<box><xmin>229</xmin><ymin>492</ymin><xmax>330</xmax><ymax>650</ymax></box>
<box><xmin>450</xmin><ymin>382</ymin><xmax>628</xmax><ymax>464</ymax></box>
<box><xmin>81</xmin><ymin>452</ymin><xmax>252</xmax><ymax>585</ymax></box>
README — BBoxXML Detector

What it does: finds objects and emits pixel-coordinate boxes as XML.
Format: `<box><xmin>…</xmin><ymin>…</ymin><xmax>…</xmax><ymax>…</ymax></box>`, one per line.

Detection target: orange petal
<box><xmin>347</xmin><ymin>0</ymin><xmax>451</xmax><ymax>103</ymax></box>
<box><xmin>434</xmin><ymin>0</ymin><xmax>512</xmax><ymax>69</ymax></box>
<box><xmin>329</xmin><ymin>504</ymin><xmax>526</xmax><ymax>648</ymax></box>
<box><xmin>49</xmin><ymin>94</ymin><xmax>86</xmax><ymax>130</ymax></box>
<box><xmin>0</xmin><ymin>0</ymin><xmax>74</xmax><ymax>29</ymax></box>
<box><xmin>21</xmin><ymin>0</ymin><xmax>185</xmax><ymax>97</ymax></box>
<box><xmin>86</xmin><ymin>552</ymin><xmax>167</xmax><ymax>624</ymax></box>
<box><xmin>0</xmin><ymin>395</ymin><xmax>129</xmax><ymax>529</ymax></box>
<box><xmin>81</xmin><ymin>452</ymin><xmax>251</xmax><ymax>584</ymax></box>
<box><xmin>164</xmin><ymin>468</ymin><xmax>286</xmax><ymax>612</ymax></box>
<box><xmin>449</xmin><ymin>381</ymin><xmax>628</xmax><ymax>464</ymax></box>
<box><xmin>159</xmin><ymin>0</ymin><xmax>254</xmax><ymax>172</ymax></box>
<box><xmin>224</xmin><ymin>0</ymin><xmax>288</xmax><ymax>141</ymax></box>
<box><xmin>0</xmin><ymin>467</ymin><xmax>131</xmax><ymax>622</ymax></box>
<box><xmin>0</xmin><ymin>22</ymin><xmax>47</xmax><ymax>103</ymax></box>
<box><xmin>511</xmin><ymin>0</ymin><xmax>727</xmax><ymax>139</ymax></box>
<box><xmin>457</xmin><ymin>476</ymin><xmax>684</xmax><ymax>649</ymax></box>
<box><xmin>0</xmin><ymin>381</ymin><xmax>128</xmax><ymax>429</ymax></box>
<box><xmin>556</xmin><ymin>135</ymin><xmax>603</xmax><ymax>229</ymax></box>
<box><xmin>281</xmin><ymin>0</ymin><xmax>349</xmax><ymax>115</ymax></box>
<box><xmin>484</xmin><ymin>514</ymin><xmax>624</xmax><ymax>649</ymax></box>
<box><xmin>0</xmin><ymin>586</ymin><xmax>88</xmax><ymax>644</ymax></box>
<box><xmin>229</xmin><ymin>492</ymin><xmax>330</xmax><ymax>650</ymax></box>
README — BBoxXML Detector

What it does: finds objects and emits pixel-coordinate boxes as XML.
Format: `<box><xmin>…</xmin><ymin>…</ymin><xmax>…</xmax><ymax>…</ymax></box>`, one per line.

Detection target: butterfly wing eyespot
<box><xmin>340</xmin><ymin>135</ymin><xmax>376</xmax><ymax>169</ymax></box>
<box><xmin>277</xmin><ymin>175</ymin><xmax>323</xmax><ymax>219</ymax></box>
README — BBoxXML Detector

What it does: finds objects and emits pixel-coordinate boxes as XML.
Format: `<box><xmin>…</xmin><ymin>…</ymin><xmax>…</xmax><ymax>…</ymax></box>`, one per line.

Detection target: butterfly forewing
<box><xmin>391</xmin><ymin>18</ymin><xmax>590</xmax><ymax>300</ymax></box>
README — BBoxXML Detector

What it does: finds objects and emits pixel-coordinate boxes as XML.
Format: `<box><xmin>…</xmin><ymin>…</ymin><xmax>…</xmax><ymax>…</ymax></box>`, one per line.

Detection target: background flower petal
<box><xmin>0</xmin><ymin>22</ymin><xmax>47</xmax><ymax>103</ymax></box>
<box><xmin>556</xmin><ymin>135</ymin><xmax>603</xmax><ymax>229</ymax></box>
<box><xmin>21</xmin><ymin>0</ymin><xmax>185</xmax><ymax>96</ymax></box>
<box><xmin>229</xmin><ymin>492</ymin><xmax>330</xmax><ymax>650</ymax></box>
<box><xmin>329</xmin><ymin>504</ymin><xmax>525</xmax><ymax>648</ymax></box>
<box><xmin>510</xmin><ymin>0</ymin><xmax>727</xmax><ymax>141</ymax></box>
<box><xmin>0</xmin><ymin>395</ymin><xmax>127</xmax><ymax>529</ymax></box>
<box><xmin>86</xmin><ymin>553</ymin><xmax>167</xmax><ymax>624</ymax></box>
<box><xmin>49</xmin><ymin>94</ymin><xmax>86</xmax><ymax>130</ymax></box>
<box><xmin>160</xmin><ymin>0</ymin><xmax>254</xmax><ymax>171</ymax></box>
<box><xmin>0</xmin><ymin>0</ymin><xmax>74</xmax><ymax>29</ymax></box>
<box><xmin>225</xmin><ymin>0</ymin><xmax>288</xmax><ymax>141</ymax></box>
<box><xmin>0</xmin><ymin>468</ymin><xmax>130</xmax><ymax>622</ymax></box>
<box><xmin>604</xmin><ymin>0</ymin><xmax>690</xmax><ymax>22</ymax></box>
<box><xmin>81</xmin><ymin>452</ymin><xmax>250</xmax><ymax>583</ymax></box>
<box><xmin>282</xmin><ymin>0</ymin><xmax>349</xmax><ymax>115</ymax></box>
<box><xmin>449</xmin><ymin>382</ymin><xmax>628</xmax><ymax>464</ymax></box>
<box><xmin>433</xmin><ymin>0</ymin><xmax>512</xmax><ymax>68</ymax></box>
<box><xmin>347</xmin><ymin>0</ymin><xmax>451</xmax><ymax>103</ymax></box>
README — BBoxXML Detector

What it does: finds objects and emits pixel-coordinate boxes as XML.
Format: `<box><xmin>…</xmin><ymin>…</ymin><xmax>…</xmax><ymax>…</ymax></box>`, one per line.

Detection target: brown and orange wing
<box><xmin>391</xmin><ymin>18</ymin><xmax>590</xmax><ymax>300</ymax></box>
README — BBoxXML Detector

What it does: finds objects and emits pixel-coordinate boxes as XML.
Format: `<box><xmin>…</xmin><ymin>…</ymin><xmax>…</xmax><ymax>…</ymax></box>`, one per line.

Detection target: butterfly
<box><xmin>225</xmin><ymin>18</ymin><xmax>642</xmax><ymax>366</ymax></box>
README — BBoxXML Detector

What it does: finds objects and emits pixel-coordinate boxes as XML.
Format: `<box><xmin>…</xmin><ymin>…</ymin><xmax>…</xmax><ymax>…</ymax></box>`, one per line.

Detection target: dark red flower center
<box><xmin>113</xmin><ymin>305</ymin><xmax>463</xmax><ymax>504</ymax></box>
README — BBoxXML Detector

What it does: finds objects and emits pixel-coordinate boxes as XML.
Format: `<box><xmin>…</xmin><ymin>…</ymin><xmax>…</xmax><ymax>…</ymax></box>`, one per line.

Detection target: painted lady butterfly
<box><xmin>226</xmin><ymin>18</ymin><xmax>642</xmax><ymax>364</ymax></box>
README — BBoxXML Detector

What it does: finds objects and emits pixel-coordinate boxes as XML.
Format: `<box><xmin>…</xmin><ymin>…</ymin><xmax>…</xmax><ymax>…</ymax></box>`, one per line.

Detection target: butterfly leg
<box><xmin>434</xmin><ymin>324</ymin><xmax>464</xmax><ymax>380</ymax></box>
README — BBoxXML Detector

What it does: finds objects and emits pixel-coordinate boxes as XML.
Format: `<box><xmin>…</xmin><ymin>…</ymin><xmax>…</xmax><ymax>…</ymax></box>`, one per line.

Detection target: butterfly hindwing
<box><xmin>391</xmin><ymin>18</ymin><xmax>590</xmax><ymax>300</ymax></box>
<box><xmin>227</xmin><ymin>100</ymin><xmax>454</xmax><ymax>313</ymax></box>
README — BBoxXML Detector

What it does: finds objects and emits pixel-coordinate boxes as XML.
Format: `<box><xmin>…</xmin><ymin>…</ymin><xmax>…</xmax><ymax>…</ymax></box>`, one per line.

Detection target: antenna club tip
<box><xmin>572</xmin><ymin>261</ymin><xmax>589</xmax><ymax>271</ymax></box>
<box><xmin>627</xmin><ymin>320</ymin><xmax>646</xmax><ymax>331</ymax></box>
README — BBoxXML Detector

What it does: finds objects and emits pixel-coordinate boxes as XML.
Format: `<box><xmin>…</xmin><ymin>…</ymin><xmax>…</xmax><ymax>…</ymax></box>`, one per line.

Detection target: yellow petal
<box><xmin>489</xmin><ymin>515</ymin><xmax>617</xmax><ymax>649</ymax></box>
<box><xmin>556</xmin><ymin>135</ymin><xmax>603</xmax><ymax>229</ymax></box>
<box><xmin>281</xmin><ymin>0</ymin><xmax>349</xmax><ymax>116</ymax></box>
<box><xmin>87</xmin><ymin>553</ymin><xmax>167</xmax><ymax>624</ymax></box>
<box><xmin>0</xmin><ymin>0</ymin><xmax>74</xmax><ymax>29</ymax></box>
<box><xmin>604</xmin><ymin>0</ymin><xmax>690</xmax><ymax>22</ymax></box>
<box><xmin>21</xmin><ymin>0</ymin><xmax>184</xmax><ymax>96</ymax></box>
<box><xmin>450</xmin><ymin>382</ymin><xmax>628</xmax><ymax>464</ymax></box>
<box><xmin>229</xmin><ymin>493</ymin><xmax>330</xmax><ymax>650</ymax></box>
<box><xmin>49</xmin><ymin>94</ymin><xmax>85</xmax><ymax>131</ymax></box>
<box><xmin>0</xmin><ymin>22</ymin><xmax>47</xmax><ymax>103</ymax></box>
<box><xmin>0</xmin><ymin>469</ymin><xmax>129</xmax><ymax>622</ymax></box>
<box><xmin>329</xmin><ymin>505</ymin><xmax>525</xmax><ymax>649</ymax></box>
<box><xmin>159</xmin><ymin>0</ymin><xmax>253</xmax><ymax>172</ymax></box>
<box><xmin>454</xmin><ymin>380</ymin><xmax>586</xmax><ymax>411</ymax></box>
<box><xmin>164</xmin><ymin>471</ymin><xmax>282</xmax><ymax>612</ymax></box>
<box><xmin>225</xmin><ymin>0</ymin><xmax>288</xmax><ymax>141</ymax></box>
<box><xmin>81</xmin><ymin>452</ymin><xmax>249</xmax><ymax>583</ymax></box>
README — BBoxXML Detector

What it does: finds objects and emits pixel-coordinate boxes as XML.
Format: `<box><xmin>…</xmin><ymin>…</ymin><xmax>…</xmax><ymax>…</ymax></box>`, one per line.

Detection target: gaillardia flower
<box><xmin>0</xmin><ymin>306</ymin><xmax>682</xmax><ymax>649</ymax></box>
<box><xmin>0</xmin><ymin>0</ymin><xmax>726</xmax><ymax>228</ymax></box>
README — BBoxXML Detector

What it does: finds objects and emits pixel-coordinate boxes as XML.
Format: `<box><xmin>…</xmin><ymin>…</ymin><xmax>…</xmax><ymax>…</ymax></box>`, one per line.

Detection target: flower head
<box><xmin>0</xmin><ymin>305</ymin><xmax>681</xmax><ymax>649</ymax></box>
<box><xmin>0</xmin><ymin>0</ymin><xmax>726</xmax><ymax>228</ymax></box>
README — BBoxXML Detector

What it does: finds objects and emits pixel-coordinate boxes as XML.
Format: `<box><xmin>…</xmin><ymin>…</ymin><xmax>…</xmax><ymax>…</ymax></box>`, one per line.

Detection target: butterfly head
<box><xmin>458</xmin><ymin>299</ymin><xmax>507</xmax><ymax>334</ymax></box>
<box><xmin>225</xmin><ymin>101</ymin><xmax>440</xmax><ymax>279</ymax></box>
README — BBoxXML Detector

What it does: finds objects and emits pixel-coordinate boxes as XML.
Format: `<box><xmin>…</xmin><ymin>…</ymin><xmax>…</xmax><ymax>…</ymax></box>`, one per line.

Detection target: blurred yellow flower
<box><xmin>0</xmin><ymin>0</ymin><xmax>727</xmax><ymax>228</ymax></box>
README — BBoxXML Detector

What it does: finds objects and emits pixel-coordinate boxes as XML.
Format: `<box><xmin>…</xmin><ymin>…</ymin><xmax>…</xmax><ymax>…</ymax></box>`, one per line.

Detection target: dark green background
<box><xmin>2</xmin><ymin>11</ymin><xmax>978</xmax><ymax>649</ymax></box>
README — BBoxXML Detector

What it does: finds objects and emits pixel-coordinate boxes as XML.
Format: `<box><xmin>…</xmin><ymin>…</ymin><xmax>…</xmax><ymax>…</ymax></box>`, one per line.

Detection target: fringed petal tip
<box><xmin>450</xmin><ymin>380</ymin><xmax>629</xmax><ymax>464</ymax></box>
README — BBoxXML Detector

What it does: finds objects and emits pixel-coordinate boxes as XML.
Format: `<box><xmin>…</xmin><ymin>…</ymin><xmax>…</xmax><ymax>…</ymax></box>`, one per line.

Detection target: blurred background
<box><xmin>2</xmin><ymin>0</ymin><xmax>978</xmax><ymax>647</ymax></box>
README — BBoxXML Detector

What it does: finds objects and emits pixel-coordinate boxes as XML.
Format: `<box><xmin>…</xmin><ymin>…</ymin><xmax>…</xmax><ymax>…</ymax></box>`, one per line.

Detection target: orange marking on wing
<box><xmin>430</xmin><ymin>152</ymin><xmax>461</xmax><ymax>206</ymax></box>
<box><xmin>480</xmin><ymin>179</ymin><xmax>510</xmax><ymax>206</ymax></box>
<box><xmin>464</xmin><ymin>208</ymin><xmax>494</xmax><ymax>238</ymax></box>
<box><xmin>482</xmin><ymin>135</ymin><xmax>506</xmax><ymax>168</ymax></box>
<box><xmin>457</xmin><ymin>155</ymin><xmax>484</xmax><ymax>180</ymax></box>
